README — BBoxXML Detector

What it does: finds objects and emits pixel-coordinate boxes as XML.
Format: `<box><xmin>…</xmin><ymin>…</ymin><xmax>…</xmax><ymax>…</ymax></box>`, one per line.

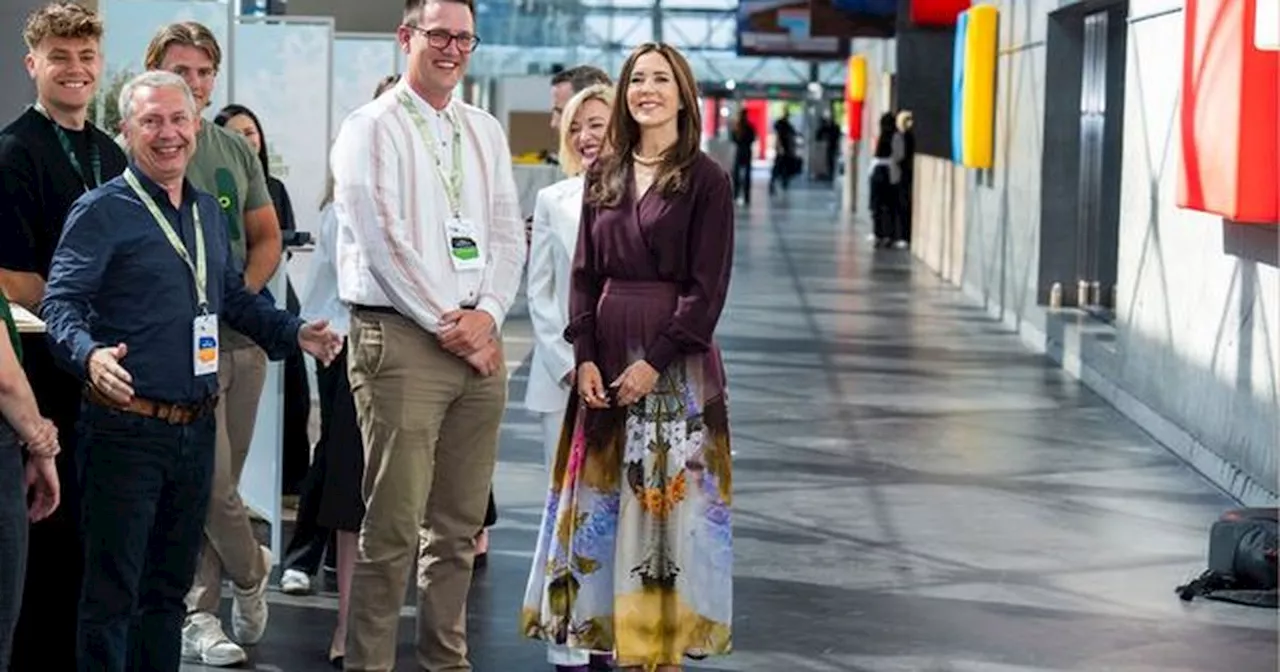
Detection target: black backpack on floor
<box><xmin>1176</xmin><ymin>508</ymin><xmax>1279</xmax><ymax>608</ymax></box>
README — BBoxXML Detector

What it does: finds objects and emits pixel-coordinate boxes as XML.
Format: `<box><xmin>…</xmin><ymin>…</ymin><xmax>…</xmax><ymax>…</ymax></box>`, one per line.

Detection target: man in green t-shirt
<box><xmin>137</xmin><ymin>21</ymin><xmax>283</xmax><ymax>667</ymax></box>
<box><xmin>0</xmin><ymin>289</ymin><xmax>60</xmax><ymax>670</ymax></box>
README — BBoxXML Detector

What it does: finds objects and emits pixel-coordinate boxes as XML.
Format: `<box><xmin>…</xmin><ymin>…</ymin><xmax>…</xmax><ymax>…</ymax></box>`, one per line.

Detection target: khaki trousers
<box><xmin>344</xmin><ymin>311</ymin><xmax>506</xmax><ymax>672</ymax></box>
<box><xmin>186</xmin><ymin>345</ymin><xmax>269</xmax><ymax>614</ymax></box>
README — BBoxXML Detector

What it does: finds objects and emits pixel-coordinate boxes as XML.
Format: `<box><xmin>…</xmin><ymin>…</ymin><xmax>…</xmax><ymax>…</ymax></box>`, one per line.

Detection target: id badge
<box><xmin>445</xmin><ymin>217</ymin><xmax>485</xmax><ymax>271</ymax></box>
<box><xmin>193</xmin><ymin>314</ymin><xmax>219</xmax><ymax>377</ymax></box>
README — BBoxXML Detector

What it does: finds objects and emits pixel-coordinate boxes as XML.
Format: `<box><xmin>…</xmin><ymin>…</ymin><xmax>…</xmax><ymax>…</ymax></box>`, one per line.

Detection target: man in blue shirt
<box><xmin>41</xmin><ymin>70</ymin><xmax>341</xmax><ymax>672</ymax></box>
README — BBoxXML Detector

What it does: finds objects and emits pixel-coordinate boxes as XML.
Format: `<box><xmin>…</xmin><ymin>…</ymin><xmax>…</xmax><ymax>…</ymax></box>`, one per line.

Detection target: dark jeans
<box><xmin>75</xmin><ymin>403</ymin><xmax>216</xmax><ymax>672</ymax></box>
<box><xmin>0</xmin><ymin>423</ymin><xmax>25</xmax><ymax>672</ymax></box>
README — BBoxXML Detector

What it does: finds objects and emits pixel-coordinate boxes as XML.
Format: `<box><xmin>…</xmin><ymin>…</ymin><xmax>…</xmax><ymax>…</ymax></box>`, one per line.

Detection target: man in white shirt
<box><xmin>329</xmin><ymin>0</ymin><xmax>522</xmax><ymax>669</ymax></box>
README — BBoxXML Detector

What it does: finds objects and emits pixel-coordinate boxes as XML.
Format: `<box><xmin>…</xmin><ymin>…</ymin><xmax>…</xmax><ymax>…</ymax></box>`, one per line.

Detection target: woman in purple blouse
<box><xmin>522</xmin><ymin>42</ymin><xmax>735</xmax><ymax>671</ymax></box>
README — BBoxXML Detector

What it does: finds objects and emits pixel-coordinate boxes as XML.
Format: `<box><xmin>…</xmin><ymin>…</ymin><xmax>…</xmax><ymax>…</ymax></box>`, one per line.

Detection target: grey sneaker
<box><xmin>181</xmin><ymin>612</ymin><xmax>247</xmax><ymax>667</ymax></box>
<box><xmin>231</xmin><ymin>545</ymin><xmax>272</xmax><ymax>645</ymax></box>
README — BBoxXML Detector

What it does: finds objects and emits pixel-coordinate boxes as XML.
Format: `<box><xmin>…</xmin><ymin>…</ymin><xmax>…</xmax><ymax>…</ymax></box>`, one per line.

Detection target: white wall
<box><xmin>911</xmin><ymin>0</ymin><xmax>1279</xmax><ymax>505</ymax></box>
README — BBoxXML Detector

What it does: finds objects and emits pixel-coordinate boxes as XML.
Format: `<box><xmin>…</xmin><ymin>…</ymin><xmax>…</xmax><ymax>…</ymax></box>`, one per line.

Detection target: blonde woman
<box><xmin>523</xmin><ymin>82</ymin><xmax>614</xmax><ymax>672</ymax></box>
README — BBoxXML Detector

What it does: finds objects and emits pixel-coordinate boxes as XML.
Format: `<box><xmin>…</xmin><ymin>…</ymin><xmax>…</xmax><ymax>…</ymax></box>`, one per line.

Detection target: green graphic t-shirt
<box><xmin>186</xmin><ymin>120</ymin><xmax>273</xmax><ymax>349</ymax></box>
<box><xmin>186</xmin><ymin>120</ymin><xmax>272</xmax><ymax>267</ymax></box>
<box><xmin>0</xmin><ymin>293</ymin><xmax>22</xmax><ymax>364</ymax></box>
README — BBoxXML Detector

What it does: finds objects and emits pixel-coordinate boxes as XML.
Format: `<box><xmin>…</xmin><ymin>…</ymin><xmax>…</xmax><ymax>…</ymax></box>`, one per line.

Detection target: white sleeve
<box><xmin>526</xmin><ymin>189</ymin><xmax>573</xmax><ymax>384</ymax></box>
<box><xmin>475</xmin><ymin>122</ymin><xmax>525</xmax><ymax>331</ymax></box>
<box><xmin>332</xmin><ymin>115</ymin><xmax>447</xmax><ymax>333</ymax></box>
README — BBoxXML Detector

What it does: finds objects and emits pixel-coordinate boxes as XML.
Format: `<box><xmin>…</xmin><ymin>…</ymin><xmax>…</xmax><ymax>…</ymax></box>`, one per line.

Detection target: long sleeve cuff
<box><xmin>572</xmin><ymin>334</ymin><xmax>597</xmax><ymax>368</ymax></box>
<box><xmin>70</xmin><ymin>335</ymin><xmax>102</xmax><ymax>380</ymax></box>
<box><xmin>644</xmin><ymin>333</ymin><xmax>681</xmax><ymax>374</ymax></box>
<box><xmin>476</xmin><ymin>296</ymin><xmax>507</xmax><ymax>332</ymax></box>
<box><xmin>267</xmin><ymin>319</ymin><xmax>304</xmax><ymax>362</ymax></box>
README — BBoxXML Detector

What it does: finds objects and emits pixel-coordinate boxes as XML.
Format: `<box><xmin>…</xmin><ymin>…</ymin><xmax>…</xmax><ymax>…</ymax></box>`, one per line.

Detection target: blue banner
<box><xmin>951</xmin><ymin>10</ymin><xmax>968</xmax><ymax>163</ymax></box>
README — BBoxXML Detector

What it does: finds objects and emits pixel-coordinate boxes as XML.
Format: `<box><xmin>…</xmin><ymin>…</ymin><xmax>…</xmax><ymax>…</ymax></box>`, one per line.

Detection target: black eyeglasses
<box><xmin>403</xmin><ymin>25</ymin><xmax>480</xmax><ymax>53</ymax></box>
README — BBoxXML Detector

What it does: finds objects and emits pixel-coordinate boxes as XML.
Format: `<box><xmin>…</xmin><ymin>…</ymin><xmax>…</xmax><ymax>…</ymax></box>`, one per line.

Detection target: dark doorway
<box><xmin>1039</xmin><ymin>0</ymin><xmax>1128</xmax><ymax>317</ymax></box>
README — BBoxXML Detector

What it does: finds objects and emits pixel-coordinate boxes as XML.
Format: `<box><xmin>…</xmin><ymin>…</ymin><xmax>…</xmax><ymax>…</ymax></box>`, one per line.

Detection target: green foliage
<box><xmin>87</xmin><ymin>68</ymin><xmax>136</xmax><ymax>133</ymax></box>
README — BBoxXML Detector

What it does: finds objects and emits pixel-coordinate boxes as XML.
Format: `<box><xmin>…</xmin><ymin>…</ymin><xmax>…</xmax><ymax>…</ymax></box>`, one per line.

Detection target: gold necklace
<box><xmin>632</xmin><ymin>151</ymin><xmax>662</xmax><ymax>166</ymax></box>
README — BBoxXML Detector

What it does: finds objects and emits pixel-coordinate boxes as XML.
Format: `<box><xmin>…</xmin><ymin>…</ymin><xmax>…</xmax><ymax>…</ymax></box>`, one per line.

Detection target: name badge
<box><xmin>193</xmin><ymin>313</ymin><xmax>219</xmax><ymax>377</ymax></box>
<box><xmin>445</xmin><ymin>217</ymin><xmax>485</xmax><ymax>271</ymax></box>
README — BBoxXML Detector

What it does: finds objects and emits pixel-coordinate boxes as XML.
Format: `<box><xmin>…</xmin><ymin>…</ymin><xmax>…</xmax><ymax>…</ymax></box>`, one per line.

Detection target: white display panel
<box><xmin>230</xmin><ymin>16</ymin><xmax>334</xmax><ymax>561</ymax></box>
<box><xmin>98</xmin><ymin>0</ymin><xmax>232</xmax><ymax>130</ymax></box>
<box><xmin>332</xmin><ymin>34</ymin><xmax>399</xmax><ymax>139</ymax></box>
<box><xmin>231</xmin><ymin>17</ymin><xmax>333</xmax><ymax>295</ymax></box>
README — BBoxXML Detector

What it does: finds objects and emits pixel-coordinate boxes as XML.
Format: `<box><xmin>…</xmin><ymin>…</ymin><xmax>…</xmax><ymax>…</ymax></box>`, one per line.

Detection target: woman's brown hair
<box><xmin>586</xmin><ymin>42</ymin><xmax>702</xmax><ymax>208</ymax></box>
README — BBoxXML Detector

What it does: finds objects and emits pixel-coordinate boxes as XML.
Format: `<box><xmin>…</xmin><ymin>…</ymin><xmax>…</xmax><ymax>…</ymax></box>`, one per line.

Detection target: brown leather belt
<box><xmin>84</xmin><ymin>386</ymin><xmax>218</xmax><ymax>426</ymax></box>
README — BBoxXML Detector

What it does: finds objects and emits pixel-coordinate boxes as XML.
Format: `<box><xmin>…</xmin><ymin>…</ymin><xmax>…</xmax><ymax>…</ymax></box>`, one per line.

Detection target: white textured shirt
<box><xmin>330</xmin><ymin>79</ymin><xmax>523</xmax><ymax>334</ymax></box>
<box><xmin>300</xmin><ymin>204</ymin><xmax>349</xmax><ymax>338</ymax></box>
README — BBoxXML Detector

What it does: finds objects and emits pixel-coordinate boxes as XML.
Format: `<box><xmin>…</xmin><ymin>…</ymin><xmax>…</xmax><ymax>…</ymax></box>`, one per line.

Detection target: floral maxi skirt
<box><xmin>521</xmin><ymin>353</ymin><xmax>734</xmax><ymax>668</ymax></box>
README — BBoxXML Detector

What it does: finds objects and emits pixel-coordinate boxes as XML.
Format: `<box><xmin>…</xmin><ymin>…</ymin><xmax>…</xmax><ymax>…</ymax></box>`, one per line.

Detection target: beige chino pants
<box><xmin>343</xmin><ymin>310</ymin><xmax>506</xmax><ymax>672</ymax></box>
<box><xmin>186</xmin><ymin>345</ymin><xmax>270</xmax><ymax>614</ymax></box>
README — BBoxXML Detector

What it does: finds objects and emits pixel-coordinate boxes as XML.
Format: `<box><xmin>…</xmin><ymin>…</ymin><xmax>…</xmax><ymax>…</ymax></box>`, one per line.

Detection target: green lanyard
<box><xmin>123</xmin><ymin>168</ymin><xmax>209</xmax><ymax>312</ymax></box>
<box><xmin>32</xmin><ymin>101</ymin><xmax>101</xmax><ymax>191</ymax></box>
<box><xmin>397</xmin><ymin>90</ymin><xmax>464</xmax><ymax>218</ymax></box>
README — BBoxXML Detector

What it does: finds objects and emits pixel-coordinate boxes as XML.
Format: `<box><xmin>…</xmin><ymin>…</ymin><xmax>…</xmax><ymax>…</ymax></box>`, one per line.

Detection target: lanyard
<box><xmin>397</xmin><ymin>91</ymin><xmax>464</xmax><ymax>218</ymax></box>
<box><xmin>123</xmin><ymin>168</ymin><xmax>209</xmax><ymax>312</ymax></box>
<box><xmin>32</xmin><ymin>101</ymin><xmax>101</xmax><ymax>191</ymax></box>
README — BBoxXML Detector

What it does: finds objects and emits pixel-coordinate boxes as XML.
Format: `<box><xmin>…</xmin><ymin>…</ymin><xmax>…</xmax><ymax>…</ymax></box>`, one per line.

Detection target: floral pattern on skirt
<box><xmin>522</xmin><ymin>356</ymin><xmax>733</xmax><ymax>668</ymax></box>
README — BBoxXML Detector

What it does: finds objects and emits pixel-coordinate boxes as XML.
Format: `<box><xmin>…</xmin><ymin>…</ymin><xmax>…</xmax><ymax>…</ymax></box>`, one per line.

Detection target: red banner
<box><xmin>909</xmin><ymin>0</ymin><xmax>970</xmax><ymax>26</ymax></box>
<box><xmin>1177</xmin><ymin>0</ymin><xmax>1279</xmax><ymax>223</ymax></box>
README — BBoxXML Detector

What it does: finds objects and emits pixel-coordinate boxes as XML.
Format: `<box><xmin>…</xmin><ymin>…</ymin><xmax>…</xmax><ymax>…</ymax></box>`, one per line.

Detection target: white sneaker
<box><xmin>182</xmin><ymin>612</ymin><xmax>247</xmax><ymax>667</ymax></box>
<box><xmin>280</xmin><ymin>568</ymin><xmax>310</xmax><ymax>595</ymax></box>
<box><xmin>231</xmin><ymin>545</ymin><xmax>272</xmax><ymax>645</ymax></box>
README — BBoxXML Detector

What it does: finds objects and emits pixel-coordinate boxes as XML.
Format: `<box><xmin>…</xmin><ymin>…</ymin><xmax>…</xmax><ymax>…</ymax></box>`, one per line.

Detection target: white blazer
<box><xmin>523</xmin><ymin>176</ymin><xmax>584</xmax><ymax>414</ymax></box>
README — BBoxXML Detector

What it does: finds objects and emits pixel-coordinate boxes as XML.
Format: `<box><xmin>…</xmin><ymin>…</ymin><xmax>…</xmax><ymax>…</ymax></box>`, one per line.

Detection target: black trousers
<box><xmin>281</xmin><ymin>280</ymin><xmax>311</xmax><ymax>496</ymax></box>
<box><xmin>869</xmin><ymin>165</ymin><xmax>899</xmax><ymax>242</ymax></box>
<box><xmin>732</xmin><ymin>157</ymin><xmax>752</xmax><ymax>204</ymax></box>
<box><xmin>10</xmin><ymin>341</ymin><xmax>82</xmax><ymax>672</ymax></box>
<box><xmin>0</xmin><ymin>424</ymin><xmax>25</xmax><ymax>671</ymax></box>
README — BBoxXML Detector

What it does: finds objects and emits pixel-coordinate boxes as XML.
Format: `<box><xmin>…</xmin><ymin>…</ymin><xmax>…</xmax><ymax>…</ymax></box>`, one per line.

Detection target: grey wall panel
<box><xmin>287</xmin><ymin>0</ymin><xmax>402</xmax><ymax>32</ymax></box>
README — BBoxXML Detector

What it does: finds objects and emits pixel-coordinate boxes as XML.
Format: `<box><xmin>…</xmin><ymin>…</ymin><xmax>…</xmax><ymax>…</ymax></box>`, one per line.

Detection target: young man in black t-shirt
<box><xmin>0</xmin><ymin>4</ymin><xmax>127</xmax><ymax>669</ymax></box>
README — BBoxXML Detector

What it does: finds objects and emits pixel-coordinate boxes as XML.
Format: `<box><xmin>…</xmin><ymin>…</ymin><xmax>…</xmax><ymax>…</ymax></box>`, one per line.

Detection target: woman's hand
<box><xmin>577</xmin><ymin>362</ymin><xmax>609</xmax><ymax>409</ymax></box>
<box><xmin>611</xmin><ymin>360</ymin><xmax>659</xmax><ymax>407</ymax></box>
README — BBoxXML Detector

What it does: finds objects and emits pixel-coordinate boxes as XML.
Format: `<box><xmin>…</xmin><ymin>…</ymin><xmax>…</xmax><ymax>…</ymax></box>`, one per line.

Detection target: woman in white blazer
<box><xmin>523</xmin><ymin>83</ymin><xmax>614</xmax><ymax>672</ymax></box>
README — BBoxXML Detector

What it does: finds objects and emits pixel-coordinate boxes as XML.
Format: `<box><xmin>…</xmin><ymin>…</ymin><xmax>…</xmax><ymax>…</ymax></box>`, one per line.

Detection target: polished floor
<box><xmin>186</xmin><ymin>181</ymin><xmax>1278</xmax><ymax>671</ymax></box>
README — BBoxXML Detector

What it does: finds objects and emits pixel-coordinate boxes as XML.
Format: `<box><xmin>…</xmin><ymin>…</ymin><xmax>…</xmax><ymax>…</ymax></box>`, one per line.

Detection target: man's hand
<box><xmin>299</xmin><ymin>320</ymin><xmax>343</xmax><ymax>366</ymax></box>
<box><xmin>610</xmin><ymin>360</ymin><xmax>660</xmax><ymax>407</ymax></box>
<box><xmin>88</xmin><ymin>344</ymin><xmax>134</xmax><ymax>404</ymax></box>
<box><xmin>438</xmin><ymin>309</ymin><xmax>495</xmax><ymax>357</ymax></box>
<box><xmin>463</xmin><ymin>338</ymin><xmax>502</xmax><ymax>377</ymax></box>
<box><xmin>25</xmin><ymin>455</ymin><xmax>60</xmax><ymax>522</ymax></box>
<box><xmin>20</xmin><ymin>418</ymin><xmax>59</xmax><ymax>458</ymax></box>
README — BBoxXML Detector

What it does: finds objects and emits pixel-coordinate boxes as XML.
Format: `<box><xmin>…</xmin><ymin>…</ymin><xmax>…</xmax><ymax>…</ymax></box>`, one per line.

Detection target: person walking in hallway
<box><xmin>730</xmin><ymin>109</ymin><xmax>756</xmax><ymax>205</ymax></box>
<box><xmin>42</xmin><ymin>71</ymin><xmax>340</xmax><ymax>672</ymax></box>
<box><xmin>522</xmin><ymin>42</ymin><xmax>736</xmax><ymax>672</ymax></box>
<box><xmin>135</xmin><ymin>22</ymin><xmax>284</xmax><ymax>666</ymax></box>
<box><xmin>330</xmin><ymin>0</ymin><xmax>524</xmax><ymax>669</ymax></box>
<box><xmin>524</xmin><ymin>82</ymin><xmax>616</xmax><ymax>672</ymax></box>
<box><xmin>0</xmin><ymin>7</ymin><xmax>128</xmax><ymax>667</ymax></box>
<box><xmin>0</xmin><ymin>289</ymin><xmax>61</xmax><ymax>671</ymax></box>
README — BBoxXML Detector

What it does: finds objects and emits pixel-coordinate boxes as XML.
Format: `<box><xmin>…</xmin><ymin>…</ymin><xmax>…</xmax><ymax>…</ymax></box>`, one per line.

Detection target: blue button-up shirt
<box><xmin>42</xmin><ymin>163</ymin><xmax>301</xmax><ymax>405</ymax></box>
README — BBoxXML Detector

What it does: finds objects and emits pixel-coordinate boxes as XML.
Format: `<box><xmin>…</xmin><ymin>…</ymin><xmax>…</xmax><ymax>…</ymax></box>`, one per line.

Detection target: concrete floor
<box><xmin>185</xmin><ymin>182</ymin><xmax>1278</xmax><ymax>671</ymax></box>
